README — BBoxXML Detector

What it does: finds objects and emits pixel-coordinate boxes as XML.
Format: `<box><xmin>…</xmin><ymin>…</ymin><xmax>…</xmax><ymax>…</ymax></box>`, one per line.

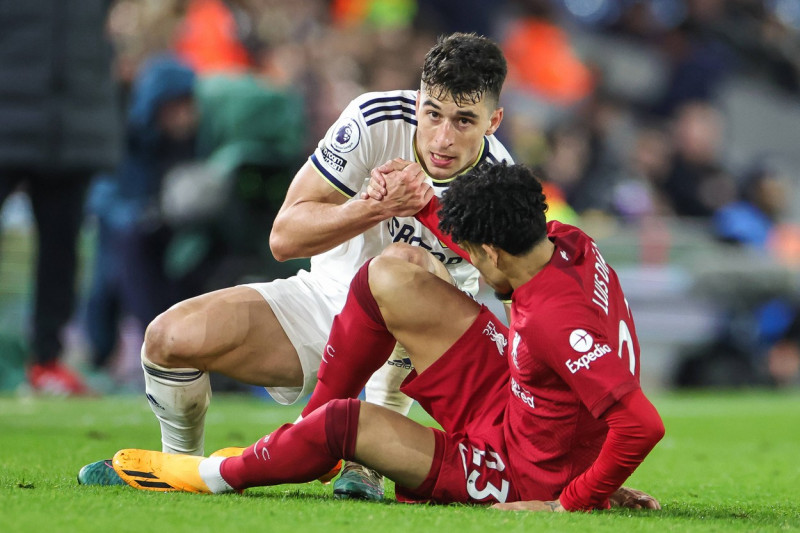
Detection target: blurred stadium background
<box><xmin>2</xmin><ymin>0</ymin><xmax>800</xmax><ymax>396</ymax></box>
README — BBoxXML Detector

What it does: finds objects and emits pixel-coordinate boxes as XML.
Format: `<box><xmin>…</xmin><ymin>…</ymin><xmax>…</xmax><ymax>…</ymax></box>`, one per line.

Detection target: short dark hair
<box><xmin>438</xmin><ymin>162</ymin><xmax>549</xmax><ymax>255</ymax></box>
<box><xmin>421</xmin><ymin>32</ymin><xmax>507</xmax><ymax>107</ymax></box>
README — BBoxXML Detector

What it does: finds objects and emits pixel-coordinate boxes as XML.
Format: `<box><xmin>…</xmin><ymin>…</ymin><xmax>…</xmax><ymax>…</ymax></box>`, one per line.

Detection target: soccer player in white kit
<box><xmin>80</xmin><ymin>33</ymin><xmax>512</xmax><ymax>499</ymax></box>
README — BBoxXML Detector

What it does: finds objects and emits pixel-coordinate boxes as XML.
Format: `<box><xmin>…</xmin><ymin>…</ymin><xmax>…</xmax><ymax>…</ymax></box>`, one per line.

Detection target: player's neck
<box><xmin>503</xmin><ymin>239</ymin><xmax>555</xmax><ymax>290</ymax></box>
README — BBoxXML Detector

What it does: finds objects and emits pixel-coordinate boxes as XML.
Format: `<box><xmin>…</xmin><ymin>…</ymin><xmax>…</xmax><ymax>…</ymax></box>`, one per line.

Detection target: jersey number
<box><xmin>458</xmin><ymin>443</ymin><xmax>509</xmax><ymax>503</ymax></box>
<box><xmin>618</xmin><ymin>319</ymin><xmax>636</xmax><ymax>375</ymax></box>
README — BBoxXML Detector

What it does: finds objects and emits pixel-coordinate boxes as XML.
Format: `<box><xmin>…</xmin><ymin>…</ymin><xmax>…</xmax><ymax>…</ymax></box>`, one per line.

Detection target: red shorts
<box><xmin>395</xmin><ymin>306</ymin><xmax>520</xmax><ymax>504</ymax></box>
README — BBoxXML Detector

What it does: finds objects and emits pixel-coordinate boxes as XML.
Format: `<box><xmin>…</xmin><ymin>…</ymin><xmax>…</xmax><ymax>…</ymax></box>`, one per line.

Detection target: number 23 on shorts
<box><xmin>459</xmin><ymin>443</ymin><xmax>511</xmax><ymax>503</ymax></box>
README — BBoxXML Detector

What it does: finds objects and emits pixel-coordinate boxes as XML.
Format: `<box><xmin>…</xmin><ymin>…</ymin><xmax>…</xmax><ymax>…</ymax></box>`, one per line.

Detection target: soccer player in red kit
<box><xmin>111</xmin><ymin>162</ymin><xmax>664</xmax><ymax>512</ymax></box>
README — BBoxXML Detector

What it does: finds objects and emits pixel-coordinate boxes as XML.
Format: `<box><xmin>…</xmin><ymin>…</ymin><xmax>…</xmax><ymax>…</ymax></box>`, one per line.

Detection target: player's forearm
<box><xmin>270</xmin><ymin>197</ymin><xmax>390</xmax><ymax>260</ymax></box>
<box><xmin>558</xmin><ymin>389</ymin><xmax>665</xmax><ymax>511</ymax></box>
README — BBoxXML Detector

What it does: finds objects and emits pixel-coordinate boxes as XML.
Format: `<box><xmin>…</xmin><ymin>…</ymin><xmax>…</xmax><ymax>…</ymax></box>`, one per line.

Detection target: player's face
<box><xmin>463</xmin><ymin>243</ymin><xmax>513</xmax><ymax>295</ymax></box>
<box><xmin>414</xmin><ymin>88</ymin><xmax>503</xmax><ymax>180</ymax></box>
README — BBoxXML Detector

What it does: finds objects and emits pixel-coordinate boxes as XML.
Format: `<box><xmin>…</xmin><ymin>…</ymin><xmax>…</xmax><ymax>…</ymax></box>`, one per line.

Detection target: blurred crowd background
<box><xmin>1</xmin><ymin>0</ymin><xmax>800</xmax><ymax>396</ymax></box>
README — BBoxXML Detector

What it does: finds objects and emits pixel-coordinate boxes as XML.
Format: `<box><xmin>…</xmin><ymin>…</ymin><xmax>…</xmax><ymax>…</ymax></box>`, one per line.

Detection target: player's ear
<box><xmin>485</xmin><ymin>107</ymin><xmax>503</xmax><ymax>136</ymax></box>
<box><xmin>482</xmin><ymin>243</ymin><xmax>500</xmax><ymax>267</ymax></box>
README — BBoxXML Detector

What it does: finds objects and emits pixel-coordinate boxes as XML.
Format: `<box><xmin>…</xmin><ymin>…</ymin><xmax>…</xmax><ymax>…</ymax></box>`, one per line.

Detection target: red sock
<box><xmin>220</xmin><ymin>398</ymin><xmax>360</xmax><ymax>490</ymax></box>
<box><xmin>301</xmin><ymin>260</ymin><xmax>396</xmax><ymax>417</ymax></box>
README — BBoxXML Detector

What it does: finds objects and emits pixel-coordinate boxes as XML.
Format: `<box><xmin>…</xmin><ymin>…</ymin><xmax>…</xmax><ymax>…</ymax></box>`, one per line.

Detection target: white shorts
<box><xmin>244</xmin><ymin>269</ymin><xmax>349</xmax><ymax>405</ymax></box>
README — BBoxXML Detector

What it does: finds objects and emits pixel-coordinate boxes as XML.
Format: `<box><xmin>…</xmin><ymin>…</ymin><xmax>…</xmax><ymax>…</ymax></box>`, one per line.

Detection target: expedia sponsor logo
<box><xmin>511</xmin><ymin>377</ymin><xmax>535</xmax><ymax>409</ymax></box>
<box><xmin>565</xmin><ymin>343</ymin><xmax>612</xmax><ymax>374</ymax></box>
<box><xmin>321</xmin><ymin>147</ymin><xmax>346</xmax><ymax>172</ymax></box>
<box><xmin>569</xmin><ymin>329</ymin><xmax>593</xmax><ymax>352</ymax></box>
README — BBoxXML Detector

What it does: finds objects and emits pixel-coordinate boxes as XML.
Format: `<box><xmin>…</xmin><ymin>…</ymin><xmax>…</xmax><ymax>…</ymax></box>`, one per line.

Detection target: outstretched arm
<box><xmin>492</xmin><ymin>389</ymin><xmax>664</xmax><ymax>513</ymax></box>
<box><xmin>557</xmin><ymin>388</ymin><xmax>664</xmax><ymax>511</ymax></box>
<box><xmin>270</xmin><ymin>160</ymin><xmax>433</xmax><ymax>260</ymax></box>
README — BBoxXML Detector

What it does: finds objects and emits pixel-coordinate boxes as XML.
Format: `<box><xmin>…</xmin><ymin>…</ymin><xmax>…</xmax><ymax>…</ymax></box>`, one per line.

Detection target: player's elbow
<box><xmin>616</xmin><ymin>390</ymin><xmax>666</xmax><ymax>451</ymax></box>
<box><xmin>269</xmin><ymin>227</ymin><xmax>296</xmax><ymax>262</ymax></box>
<box><xmin>639</xmin><ymin>412</ymin><xmax>666</xmax><ymax>450</ymax></box>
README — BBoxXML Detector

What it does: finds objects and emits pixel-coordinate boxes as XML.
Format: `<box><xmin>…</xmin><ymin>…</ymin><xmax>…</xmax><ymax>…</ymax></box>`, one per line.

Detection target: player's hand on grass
<box><xmin>361</xmin><ymin>159</ymin><xmax>433</xmax><ymax>216</ymax></box>
<box><xmin>490</xmin><ymin>500</ymin><xmax>566</xmax><ymax>512</ymax></box>
<box><xmin>609</xmin><ymin>486</ymin><xmax>661</xmax><ymax>510</ymax></box>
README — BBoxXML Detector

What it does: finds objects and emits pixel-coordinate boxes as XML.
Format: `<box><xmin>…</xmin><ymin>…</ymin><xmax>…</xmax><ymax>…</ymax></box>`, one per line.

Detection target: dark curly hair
<box><xmin>438</xmin><ymin>162</ymin><xmax>549</xmax><ymax>255</ymax></box>
<box><xmin>421</xmin><ymin>32</ymin><xmax>507</xmax><ymax>107</ymax></box>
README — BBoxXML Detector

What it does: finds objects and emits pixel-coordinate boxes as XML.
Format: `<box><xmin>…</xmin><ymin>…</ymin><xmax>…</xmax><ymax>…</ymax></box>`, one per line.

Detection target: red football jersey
<box><xmin>504</xmin><ymin>221</ymin><xmax>642</xmax><ymax>501</ymax></box>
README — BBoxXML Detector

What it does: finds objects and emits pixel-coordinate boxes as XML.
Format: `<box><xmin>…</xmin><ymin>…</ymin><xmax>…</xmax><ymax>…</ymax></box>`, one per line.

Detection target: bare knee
<box><xmin>378</xmin><ymin>243</ymin><xmax>452</xmax><ymax>282</ymax></box>
<box><xmin>369</xmin><ymin>254</ymin><xmax>416</xmax><ymax>292</ymax></box>
<box><xmin>143</xmin><ymin>306</ymin><xmax>197</xmax><ymax>369</ymax></box>
<box><xmin>379</xmin><ymin>243</ymin><xmax>430</xmax><ymax>268</ymax></box>
<box><xmin>368</xmin><ymin>255</ymin><xmax>431</xmax><ymax>311</ymax></box>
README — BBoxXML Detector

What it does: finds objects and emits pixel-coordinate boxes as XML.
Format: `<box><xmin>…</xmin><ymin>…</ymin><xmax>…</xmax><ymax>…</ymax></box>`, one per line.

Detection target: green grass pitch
<box><xmin>0</xmin><ymin>391</ymin><xmax>798</xmax><ymax>532</ymax></box>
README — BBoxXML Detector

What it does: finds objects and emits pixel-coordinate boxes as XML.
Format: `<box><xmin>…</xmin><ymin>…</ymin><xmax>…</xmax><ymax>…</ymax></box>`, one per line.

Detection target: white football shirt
<box><xmin>308</xmin><ymin>89</ymin><xmax>513</xmax><ymax>294</ymax></box>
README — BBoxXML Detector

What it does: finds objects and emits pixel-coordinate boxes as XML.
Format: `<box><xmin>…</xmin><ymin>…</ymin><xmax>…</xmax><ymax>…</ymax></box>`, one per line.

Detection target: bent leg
<box><xmin>364</xmin><ymin>243</ymin><xmax>453</xmax><ymax>416</ymax></box>
<box><xmin>351</xmin><ymin>402</ymin><xmax>435</xmax><ymax>488</ymax></box>
<box><xmin>142</xmin><ymin>285</ymin><xmax>305</xmax><ymax>455</ymax></box>
<box><xmin>369</xmin><ymin>255</ymin><xmax>480</xmax><ymax>374</ymax></box>
<box><xmin>145</xmin><ymin>286</ymin><xmax>303</xmax><ymax>385</ymax></box>
<box><xmin>301</xmin><ymin>257</ymin><xmax>479</xmax><ymax>417</ymax></box>
<box><xmin>217</xmin><ymin>399</ymin><xmax>434</xmax><ymax>491</ymax></box>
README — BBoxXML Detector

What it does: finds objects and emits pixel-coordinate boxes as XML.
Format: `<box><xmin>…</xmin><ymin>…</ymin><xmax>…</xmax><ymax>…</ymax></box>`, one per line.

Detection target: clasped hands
<box><xmin>360</xmin><ymin>158</ymin><xmax>433</xmax><ymax>217</ymax></box>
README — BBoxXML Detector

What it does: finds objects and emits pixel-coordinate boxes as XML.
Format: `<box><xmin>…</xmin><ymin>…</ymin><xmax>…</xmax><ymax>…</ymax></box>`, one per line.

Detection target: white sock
<box><xmin>364</xmin><ymin>343</ymin><xmax>414</xmax><ymax>416</ymax></box>
<box><xmin>142</xmin><ymin>346</ymin><xmax>211</xmax><ymax>455</ymax></box>
<box><xmin>198</xmin><ymin>456</ymin><xmax>235</xmax><ymax>494</ymax></box>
